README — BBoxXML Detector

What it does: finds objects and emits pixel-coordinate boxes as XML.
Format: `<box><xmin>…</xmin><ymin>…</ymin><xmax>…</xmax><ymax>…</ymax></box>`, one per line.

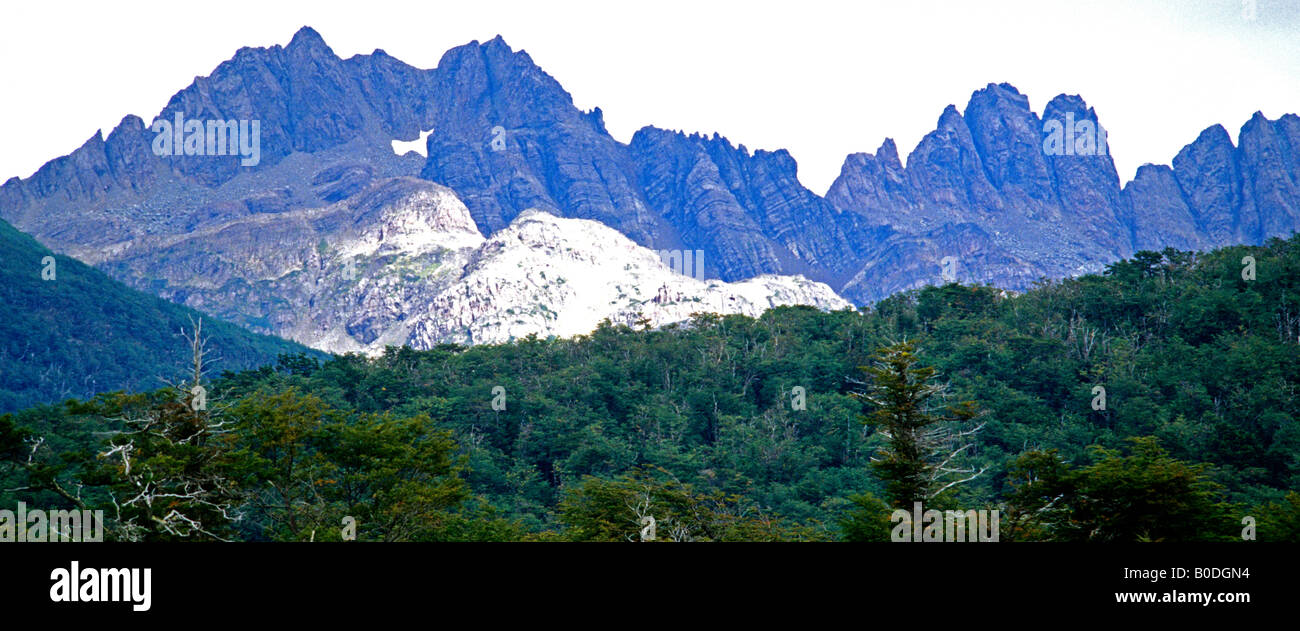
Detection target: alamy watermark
<box><xmin>658</xmin><ymin>249</ymin><xmax>705</xmax><ymax>280</ymax></box>
<box><xmin>1</xmin><ymin>502</ymin><xmax>104</xmax><ymax>542</ymax></box>
<box><xmin>151</xmin><ymin>113</ymin><xmax>261</xmax><ymax>166</ymax></box>
<box><xmin>639</xmin><ymin>515</ymin><xmax>656</xmax><ymax>541</ymax></box>
<box><xmin>50</xmin><ymin>561</ymin><xmax>150</xmax><ymax>612</ymax></box>
<box><xmin>1043</xmin><ymin>112</ymin><xmax>1108</xmax><ymax>156</ymax></box>
<box><xmin>490</xmin><ymin>126</ymin><xmax>507</xmax><ymax>152</ymax></box>
<box><xmin>1092</xmin><ymin>385</ymin><xmax>1107</xmax><ymax>411</ymax></box>
<box><xmin>890</xmin><ymin>502</ymin><xmax>999</xmax><ymax>542</ymax></box>
<box><xmin>940</xmin><ymin>255</ymin><xmax>959</xmax><ymax>283</ymax></box>
<box><xmin>790</xmin><ymin>386</ymin><xmax>806</xmax><ymax>411</ymax></box>
<box><xmin>491</xmin><ymin>385</ymin><xmax>506</xmax><ymax>411</ymax></box>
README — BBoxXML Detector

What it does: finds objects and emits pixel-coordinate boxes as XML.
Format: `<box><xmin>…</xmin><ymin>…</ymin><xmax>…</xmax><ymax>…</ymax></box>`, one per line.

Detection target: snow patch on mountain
<box><xmin>404</xmin><ymin>210</ymin><xmax>852</xmax><ymax>347</ymax></box>
<box><xmin>342</xmin><ymin>182</ymin><xmax>484</xmax><ymax>258</ymax></box>
<box><xmin>391</xmin><ymin>128</ymin><xmax>434</xmax><ymax>158</ymax></box>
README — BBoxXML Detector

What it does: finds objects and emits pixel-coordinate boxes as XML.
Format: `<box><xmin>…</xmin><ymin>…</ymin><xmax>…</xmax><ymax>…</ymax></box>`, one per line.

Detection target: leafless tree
<box><xmin>97</xmin><ymin>316</ymin><xmax>241</xmax><ymax>541</ymax></box>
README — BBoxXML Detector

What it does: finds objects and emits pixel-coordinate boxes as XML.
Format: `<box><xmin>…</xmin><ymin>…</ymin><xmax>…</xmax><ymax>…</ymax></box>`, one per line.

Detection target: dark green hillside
<box><xmin>0</xmin><ymin>217</ymin><xmax>324</xmax><ymax>412</ymax></box>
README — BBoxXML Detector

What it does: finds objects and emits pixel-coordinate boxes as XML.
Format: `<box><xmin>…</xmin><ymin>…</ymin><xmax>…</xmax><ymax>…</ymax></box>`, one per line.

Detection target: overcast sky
<box><xmin>2</xmin><ymin>0</ymin><xmax>1298</xmax><ymax>194</ymax></box>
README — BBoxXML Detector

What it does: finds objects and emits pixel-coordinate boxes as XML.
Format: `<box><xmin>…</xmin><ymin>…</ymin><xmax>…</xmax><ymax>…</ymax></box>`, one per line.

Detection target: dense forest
<box><xmin>3</xmin><ymin>234</ymin><xmax>1299</xmax><ymax>541</ymax></box>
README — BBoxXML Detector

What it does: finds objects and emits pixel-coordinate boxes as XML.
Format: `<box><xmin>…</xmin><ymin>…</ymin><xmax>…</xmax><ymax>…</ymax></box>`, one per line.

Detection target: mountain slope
<box><xmin>2</xmin><ymin>29</ymin><xmax>1297</xmax><ymax>314</ymax></box>
<box><xmin>0</xmin><ymin>27</ymin><xmax>434</xmax><ymax>258</ymax></box>
<box><xmin>93</xmin><ymin>176</ymin><xmax>486</xmax><ymax>355</ymax></box>
<box><xmin>0</xmin><ymin>217</ymin><xmax>322</xmax><ymax>412</ymax></box>
<box><xmin>406</xmin><ymin>210</ymin><xmax>852</xmax><ymax>346</ymax></box>
<box><xmin>86</xmin><ymin>172</ymin><xmax>848</xmax><ymax>353</ymax></box>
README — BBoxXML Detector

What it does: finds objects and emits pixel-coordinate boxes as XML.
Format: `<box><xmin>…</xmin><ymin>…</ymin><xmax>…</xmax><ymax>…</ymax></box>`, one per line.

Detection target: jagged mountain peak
<box><xmin>832</xmin><ymin>138</ymin><xmax>902</xmax><ymax>175</ymax></box>
<box><xmin>631</xmin><ymin>126</ymin><xmax>742</xmax><ymax>152</ymax></box>
<box><xmin>0</xmin><ymin>24</ymin><xmax>443</xmax><ymax>237</ymax></box>
<box><xmin>5</xmin><ymin>30</ymin><xmax>1299</xmax><ymax>323</ymax></box>
<box><xmin>980</xmin><ymin>81</ymin><xmax>1026</xmax><ymax>95</ymax></box>
<box><xmin>435</xmin><ymin>34</ymin><xmax>552</xmax><ymax>87</ymax></box>
<box><xmin>1131</xmin><ymin>162</ymin><xmax>1175</xmax><ymax>179</ymax></box>
<box><xmin>1199</xmin><ymin>123</ymin><xmax>1234</xmax><ymax>144</ymax></box>
<box><xmin>287</xmin><ymin>25</ymin><xmax>331</xmax><ymax>53</ymax></box>
<box><xmin>1042</xmin><ymin>93</ymin><xmax>1100</xmax><ymax>122</ymax></box>
<box><xmin>1237</xmin><ymin>110</ymin><xmax>1297</xmax><ymax>148</ymax></box>
<box><xmin>965</xmin><ymin>82</ymin><xmax>1031</xmax><ymax>112</ymax></box>
<box><xmin>937</xmin><ymin>103</ymin><xmax>965</xmax><ymax>126</ymax></box>
<box><xmin>876</xmin><ymin>138</ymin><xmax>901</xmax><ymax>165</ymax></box>
<box><xmin>483</xmin><ymin>34</ymin><xmax>514</xmax><ymax>52</ymax></box>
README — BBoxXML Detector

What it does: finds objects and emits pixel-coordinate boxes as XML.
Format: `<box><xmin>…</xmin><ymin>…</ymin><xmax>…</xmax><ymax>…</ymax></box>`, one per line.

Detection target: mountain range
<box><xmin>2</xmin><ymin>26</ymin><xmax>1298</xmax><ymax>351</ymax></box>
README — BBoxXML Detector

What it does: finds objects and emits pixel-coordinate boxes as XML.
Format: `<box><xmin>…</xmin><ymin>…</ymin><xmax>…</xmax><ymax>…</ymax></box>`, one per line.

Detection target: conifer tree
<box><xmin>852</xmin><ymin>340</ymin><xmax>985</xmax><ymax>508</ymax></box>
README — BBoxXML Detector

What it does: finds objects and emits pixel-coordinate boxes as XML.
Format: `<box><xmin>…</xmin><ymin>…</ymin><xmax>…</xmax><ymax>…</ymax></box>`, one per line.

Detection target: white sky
<box><xmin>2</xmin><ymin>0</ymin><xmax>1298</xmax><ymax>194</ymax></box>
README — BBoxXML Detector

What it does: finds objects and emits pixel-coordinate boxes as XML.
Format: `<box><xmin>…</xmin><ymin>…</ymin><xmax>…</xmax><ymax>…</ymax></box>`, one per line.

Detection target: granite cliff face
<box><xmin>418</xmin><ymin>37</ymin><xmax>666</xmax><ymax>244</ymax></box>
<box><xmin>627</xmin><ymin>128</ymin><xmax>873</xmax><ymax>284</ymax></box>
<box><xmin>2</xmin><ymin>28</ymin><xmax>1298</xmax><ymax>325</ymax></box>
<box><xmin>826</xmin><ymin>85</ymin><xmax>1121</xmax><ymax>300</ymax></box>
<box><xmin>414</xmin><ymin>37</ymin><xmax>875</xmax><ymax>287</ymax></box>
<box><xmin>828</xmin><ymin>84</ymin><xmax>1300</xmax><ymax>301</ymax></box>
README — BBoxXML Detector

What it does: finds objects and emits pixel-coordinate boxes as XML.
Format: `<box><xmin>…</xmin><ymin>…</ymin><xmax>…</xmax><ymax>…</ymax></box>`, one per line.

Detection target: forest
<box><xmin>0</xmin><ymin>217</ymin><xmax>319</xmax><ymax>413</ymax></box>
<box><xmin>2</xmin><ymin>234</ymin><xmax>1299</xmax><ymax>541</ymax></box>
